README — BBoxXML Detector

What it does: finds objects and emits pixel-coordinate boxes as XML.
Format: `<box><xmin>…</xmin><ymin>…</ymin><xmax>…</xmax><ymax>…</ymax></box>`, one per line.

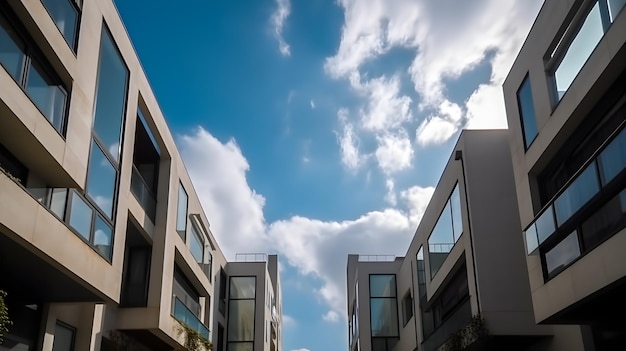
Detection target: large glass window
<box><xmin>550</xmin><ymin>0</ymin><xmax>625</xmax><ymax>101</ymax></box>
<box><xmin>66</xmin><ymin>191</ymin><xmax>113</xmax><ymax>260</ymax></box>
<box><xmin>598</xmin><ymin>128</ymin><xmax>626</xmax><ymax>184</ymax></box>
<box><xmin>86</xmin><ymin>141</ymin><xmax>116</xmax><ymax>219</ymax></box>
<box><xmin>92</xmin><ymin>27</ymin><xmax>129</xmax><ymax>163</ymax></box>
<box><xmin>369</xmin><ymin>274</ymin><xmax>398</xmax><ymax>351</ymax></box>
<box><xmin>545</xmin><ymin>231</ymin><xmax>581</xmax><ymax>278</ymax></box>
<box><xmin>40</xmin><ymin>0</ymin><xmax>79</xmax><ymax>51</ymax></box>
<box><xmin>0</xmin><ymin>10</ymin><xmax>67</xmax><ymax>134</ymax></box>
<box><xmin>228</xmin><ymin>277</ymin><xmax>256</xmax><ymax>351</ymax></box>
<box><xmin>517</xmin><ymin>75</ymin><xmax>538</xmax><ymax>148</ymax></box>
<box><xmin>189</xmin><ymin>225</ymin><xmax>204</xmax><ymax>263</ymax></box>
<box><xmin>177</xmin><ymin>184</ymin><xmax>188</xmax><ymax>238</ymax></box>
<box><xmin>68</xmin><ymin>191</ymin><xmax>92</xmax><ymax>241</ymax></box>
<box><xmin>428</xmin><ymin>183</ymin><xmax>463</xmax><ymax>278</ymax></box>
<box><xmin>554</xmin><ymin>162</ymin><xmax>600</xmax><ymax>226</ymax></box>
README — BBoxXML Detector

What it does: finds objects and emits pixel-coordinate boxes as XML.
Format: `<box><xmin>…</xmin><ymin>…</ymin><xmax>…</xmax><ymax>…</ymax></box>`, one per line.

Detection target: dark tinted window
<box><xmin>517</xmin><ymin>75</ymin><xmax>538</xmax><ymax>148</ymax></box>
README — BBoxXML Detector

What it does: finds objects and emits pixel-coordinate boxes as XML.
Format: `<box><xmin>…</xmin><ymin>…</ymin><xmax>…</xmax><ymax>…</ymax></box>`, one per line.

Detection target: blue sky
<box><xmin>114</xmin><ymin>0</ymin><xmax>543</xmax><ymax>350</ymax></box>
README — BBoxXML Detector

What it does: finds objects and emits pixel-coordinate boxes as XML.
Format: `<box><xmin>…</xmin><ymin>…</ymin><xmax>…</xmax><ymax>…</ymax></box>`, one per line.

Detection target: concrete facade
<box><xmin>504</xmin><ymin>0</ymin><xmax>626</xmax><ymax>349</ymax></box>
<box><xmin>346</xmin><ymin>130</ymin><xmax>584</xmax><ymax>351</ymax></box>
<box><xmin>0</xmin><ymin>0</ymin><xmax>281</xmax><ymax>350</ymax></box>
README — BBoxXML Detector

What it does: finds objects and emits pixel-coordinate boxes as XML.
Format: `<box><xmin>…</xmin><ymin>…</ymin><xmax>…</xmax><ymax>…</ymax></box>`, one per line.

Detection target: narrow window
<box><xmin>517</xmin><ymin>75</ymin><xmax>538</xmax><ymax>149</ymax></box>
<box><xmin>228</xmin><ymin>277</ymin><xmax>256</xmax><ymax>351</ymax></box>
<box><xmin>177</xmin><ymin>184</ymin><xmax>188</xmax><ymax>239</ymax></box>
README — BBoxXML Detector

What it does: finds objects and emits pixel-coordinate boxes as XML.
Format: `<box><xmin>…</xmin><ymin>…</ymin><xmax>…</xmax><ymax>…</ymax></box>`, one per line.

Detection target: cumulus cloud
<box><xmin>384</xmin><ymin>179</ymin><xmax>396</xmax><ymax>206</ymax></box>
<box><xmin>335</xmin><ymin>108</ymin><xmax>364</xmax><ymax>171</ymax></box>
<box><xmin>375</xmin><ymin>132</ymin><xmax>413</xmax><ymax>175</ymax></box>
<box><xmin>271</xmin><ymin>0</ymin><xmax>291</xmax><ymax>56</ymax></box>
<box><xmin>322</xmin><ymin>310</ymin><xmax>340</xmax><ymax>323</ymax></box>
<box><xmin>179</xmin><ymin>128</ymin><xmax>435</xmax><ymax>323</ymax></box>
<box><xmin>326</xmin><ymin>0</ymin><xmax>543</xmax><ymax>146</ymax></box>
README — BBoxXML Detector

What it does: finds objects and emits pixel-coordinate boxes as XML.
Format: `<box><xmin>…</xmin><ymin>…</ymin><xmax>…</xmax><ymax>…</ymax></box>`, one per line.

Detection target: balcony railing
<box><xmin>130</xmin><ymin>165</ymin><xmax>157</xmax><ymax>222</ymax></box>
<box><xmin>172</xmin><ymin>296</ymin><xmax>210</xmax><ymax>340</ymax></box>
<box><xmin>358</xmin><ymin>255</ymin><xmax>396</xmax><ymax>262</ymax></box>
<box><xmin>235</xmin><ymin>253</ymin><xmax>267</xmax><ymax>262</ymax></box>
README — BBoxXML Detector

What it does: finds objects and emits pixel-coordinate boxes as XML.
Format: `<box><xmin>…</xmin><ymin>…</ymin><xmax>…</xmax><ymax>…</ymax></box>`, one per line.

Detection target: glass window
<box><xmin>69</xmin><ymin>191</ymin><xmax>92</xmax><ymax>240</ymax></box>
<box><xmin>40</xmin><ymin>0</ymin><xmax>79</xmax><ymax>50</ymax></box>
<box><xmin>517</xmin><ymin>76</ymin><xmax>538</xmax><ymax>148</ymax></box>
<box><xmin>599</xmin><ymin>128</ymin><xmax>626</xmax><ymax>185</ymax></box>
<box><xmin>581</xmin><ymin>189</ymin><xmax>626</xmax><ymax>250</ymax></box>
<box><xmin>525</xmin><ymin>223</ymin><xmax>539</xmax><ymax>254</ymax></box>
<box><xmin>92</xmin><ymin>27</ymin><xmax>128</xmax><ymax>162</ymax></box>
<box><xmin>370</xmin><ymin>298</ymin><xmax>399</xmax><ymax>337</ymax></box>
<box><xmin>0</xmin><ymin>15</ymin><xmax>25</xmax><ymax>80</ymax></box>
<box><xmin>86</xmin><ymin>141</ymin><xmax>116</xmax><ymax>219</ymax></box>
<box><xmin>230</xmin><ymin>277</ymin><xmax>256</xmax><ymax>299</ymax></box>
<box><xmin>554</xmin><ymin>3</ymin><xmax>603</xmax><ymax>100</ymax></box>
<box><xmin>609</xmin><ymin>0</ymin><xmax>626</xmax><ymax>21</ymax></box>
<box><xmin>227</xmin><ymin>342</ymin><xmax>253</xmax><ymax>351</ymax></box>
<box><xmin>52</xmin><ymin>322</ymin><xmax>75</xmax><ymax>351</ymax></box>
<box><xmin>545</xmin><ymin>231</ymin><xmax>581</xmax><ymax>277</ymax></box>
<box><xmin>26</xmin><ymin>61</ymin><xmax>66</xmax><ymax>132</ymax></box>
<box><xmin>176</xmin><ymin>184</ymin><xmax>188</xmax><ymax>237</ymax></box>
<box><xmin>369</xmin><ymin>275</ymin><xmax>396</xmax><ymax>298</ymax></box>
<box><xmin>554</xmin><ymin>162</ymin><xmax>600</xmax><ymax>226</ymax></box>
<box><xmin>450</xmin><ymin>184</ymin><xmax>463</xmax><ymax>241</ymax></box>
<box><xmin>416</xmin><ymin>247</ymin><xmax>426</xmax><ymax>298</ymax></box>
<box><xmin>227</xmin><ymin>300</ymin><xmax>255</xmax><ymax>341</ymax></box>
<box><xmin>189</xmin><ymin>225</ymin><xmax>204</xmax><ymax>263</ymax></box>
<box><xmin>93</xmin><ymin>214</ymin><xmax>112</xmax><ymax>259</ymax></box>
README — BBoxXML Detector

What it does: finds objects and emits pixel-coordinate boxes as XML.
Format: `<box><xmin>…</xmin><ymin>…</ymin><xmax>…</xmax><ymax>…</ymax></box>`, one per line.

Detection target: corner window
<box><xmin>517</xmin><ymin>75</ymin><xmax>538</xmax><ymax>149</ymax></box>
<box><xmin>40</xmin><ymin>0</ymin><xmax>80</xmax><ymax>51</ymax></box>
<box><xmin>177</xmin><ymin>184</ymin><xmax>188</xmax><ymax>239</ymax></box>
<box><xmin>0</xmin><ymin>9</ymin><xmax>68</xmax><ymax>135</ymax></box>
<box><xmin>549</xmin><ymin>0</ymin><xmax>625</xmax><ymax>102</ymax></box>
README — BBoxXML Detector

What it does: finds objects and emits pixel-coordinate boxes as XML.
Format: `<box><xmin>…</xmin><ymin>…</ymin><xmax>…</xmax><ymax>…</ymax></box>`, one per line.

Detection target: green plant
<box><xmin>175</xmin><ymin>323</ymin><xmax>213</xmax><ymax>351</ymax></box>
<box><xmin>0</xmin><ymin>290</ymin><xmax>12</xmax><ymax>344</ymax></box>
<box><xmin>438</xmin><ymin>314</ymin><xmax>487</xmax><ymax>351</ymax></box>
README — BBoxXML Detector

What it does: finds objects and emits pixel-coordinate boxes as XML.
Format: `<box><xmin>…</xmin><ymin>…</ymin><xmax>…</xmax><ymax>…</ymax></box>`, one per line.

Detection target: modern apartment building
<box><xmin>504</xmin><ymin>0</ymin><xmax>626</xmax><ymax>349</ymax></box>
<box><xmin>346</xmin><ymin>130</ymin><xmax>584</xmax><ymax>351</ymax></box>
<box><xmin>0</xmin><ymin>0</ymin><xmax>281</xmax><ymax>350</ymax></box>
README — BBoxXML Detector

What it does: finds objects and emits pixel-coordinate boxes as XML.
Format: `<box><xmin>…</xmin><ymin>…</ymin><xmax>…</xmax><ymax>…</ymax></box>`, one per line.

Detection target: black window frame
<box><xmin>39</xmin><ymin>0</ymin><xmax>81</xmax><ymax>53</ymax></box>
<box><xmin>516</xmin><ymin>74</ymin><xmax>538</xmax><ymax>150</ymax></box>
<box><xmin>227</xmin><ymin>276</ymin><xmax>257</xmax><ymax>351</ymax></box>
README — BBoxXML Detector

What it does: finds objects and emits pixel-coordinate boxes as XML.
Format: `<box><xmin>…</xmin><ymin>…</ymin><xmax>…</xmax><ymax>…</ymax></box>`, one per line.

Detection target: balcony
<box><xmin>130</xmin><ymin>165</ymin><xmax>157</xmax><ymax>222</ymax></box>
<box><xmin>172</xmin><ymin>296</ymin><xmax>210</xmax><ymax>340</ymax></box>
<box><xmin>235</xmin><ymin>253</ymin><xmax>267</xmax><ymax>262</ymax></box>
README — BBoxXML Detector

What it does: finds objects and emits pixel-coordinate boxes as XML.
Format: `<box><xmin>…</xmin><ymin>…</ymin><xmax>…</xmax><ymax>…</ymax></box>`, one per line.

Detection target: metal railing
<box><xmin>358</xmin><ymin>255</ymin><xmax>396</xmax><ymax>262</ymax></box>
<box><xmin>130</xmin><ymin>165</ymin><xmax>157</xmax><ymax>222</ymax></box>
<box><xmin>428</xmin><ymin>243</ymin><xmax>455</xmax><ymax>253</ymax></box>
<box><xmin>235</xmin><ymin>253</ymin><xmax>268</xmax><ymax>262</ymax></box>
<box><xmin>172</xmin><ymin>296</ymin><xmax>210</xmax><ymax>340</ymax></box>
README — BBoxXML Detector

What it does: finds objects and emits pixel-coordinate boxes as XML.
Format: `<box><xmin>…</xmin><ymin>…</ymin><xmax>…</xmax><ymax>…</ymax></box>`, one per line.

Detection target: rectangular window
<box><xmin>68</xmin><ymin>191</ymin><xmax>93</xmax><ymax>241</ymax></box>
<box><xmin>40</xmin><ymin>0</ymin><xmax>80</xmax><ymax>51</ymax></box>
<box><xmin>189</xmin><ymin>225</ymin><xmax>204</xmax><ymax>263</ymax></box>
<box><xmin>52</xmin><ymin>321</ymin><xmax>75</xmax><ymax>351</ymax></box>
<box><xmin>545</xmin><ymin>231</ymin><xmax>581</xmax><ymax>278</ymax></box>
<box><xmin>517</xmin><ymin>75</ymin><xmax>538</xmax><ymax>148</ymax></box>
<box><xmin>549</xmin><ymin>0</ymin><xmax>625</xmax><ymax>102</ymax></box>
<box><xmin>228</xmin><ymin>276</ymin><xmax>256</xmax><ymax>351</ymax></box>
<box><xmin>177</xmin><ymin>184</ymin><xmax>188</xmax><ymax>239</ymax></box>
<box><xmin>369</xmin><ymin>274</ymin><xmax>398</xmax><ymax>350</ymax></box>
<box><xmin>554</xmin><ymin>161</ymin><xmax>600</xmax><ymax>226</ymax></box>
<box><xmin>598</xmin><ymin>127</ymin><xmax>626</xmax><ymax>185</ymax></box>
<box><xmin>86</xmin><ymin>140</ymin><xmax>117</xmax><ymax>219</ymax></box>
<box><xmin>401</xmin><ymin>292</ymin><xmax>413</xmax><ymax>326</ymax></box>
<box><xmin>0</xmin><ymin>9</ymin><xmax>68</xmax><ymax>135</ymax></box>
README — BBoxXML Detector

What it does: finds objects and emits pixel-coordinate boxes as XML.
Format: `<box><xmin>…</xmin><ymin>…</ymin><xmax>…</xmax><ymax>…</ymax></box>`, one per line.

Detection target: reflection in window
<box><xmin>428</xmin><ymin>183</ymin><xmax>463</xmax><ymax>278</ymax></box>
<box><xmin>177</xmin><ymin>184</ymin><xmax>188</xmax><ymax>238</ymax></box>
<box><xmin>581</xmin><ymin>189</ymin><xmax>626</xmax><ymax>251</ymax></box>
<box><xmin>69</xmin><ymin>192</ymin><xmax>92</xmax><ymax>240</ymax></box>
<box><xmin>228</xmin><ymin>277</ymin><xmax>256</xmax><ymax>351</ymax></box>
<box><xmin>26</xmin><ymin>62</ymin><xmax>66</xmax><ymax>132</ymax></box>
<box><xmin>92</xmin><ymin>26</ymin><xmax>128</xmax><ymax>163</ymax></box>
<box><xmin>86</xmin><ymin>141</ymin><xmax>116</xmax><ymax>219</ymax></box>
<box><xmin>517</xmin><ymin>75</ymin><xmax>538</xmax><ymax>148</ymax></box>
<box><xmin>0</xmin><ymin>14</ymin><xmax>24</xmax><ymax>80</ymax></box>
<box><xmin>551</xmin><ymin>0</ymin><xmax>625</xmax><ymax>101</ymax></box>
<box><xmin>554</xmin><ymin>162</ymin><xmax>600</xmax><ymax>226</ymax></box>
<box><xmin>93</xmin><ymin>214</ymin><xmax>112</xmax><ymax>259</ymax></box>
<box><xmin>599</xmin><ymin>128</ymin><xmax>626</xmax><ymax>184</ymax></box>
<box><xmin>545</xmin><ymin>231</ymin><xmax>581</xmax><ymax>277</ymax></box>
<box><xmin>40</xmin><ymin>0</ymin><xmax>79</xmax><ymax>50</ymax></box>
<box><xmin>189</xmin><ymin>225</ymin><xmax>204</xmax><ymax>263</ymax></box>
<box><xmin>535</xmin><ymin>207</ymin><xmax>556</xmax><ymax>243</ymax></box>
<box><xmin>369</xmin><ymin>274</ymin><xmax>398</xmax><ymax>351</ymax></box>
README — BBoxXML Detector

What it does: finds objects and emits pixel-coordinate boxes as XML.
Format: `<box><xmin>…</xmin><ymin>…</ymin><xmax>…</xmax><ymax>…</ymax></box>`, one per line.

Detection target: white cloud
<box><xmin>283</xmin><ymin>314</ymin><xmax>297</xmax><ymax>328</ymax></box>
<box><xmin>415</xmin><ymin>100</ymin><xmax>463</xmax><ymax>147</ymax></box>
<box><xmin>335</xmin><ymin>109</ymin><xmax>364</xmax><ymax>171</ymax></box>
<box><xmin>322</xmin><ymin>310</ymin><xmax>340</xmax><ymax>323</ymax></box>
<box><xmin>350</xmin><ymin>73</ymin><xmax>413</xmax><ymax>132</ymax></box>
<box><xmin>310</xmin><ymin>99</ymin><xmax>316</xmax><ymax>109</ymax></box>
<box><xmin>180</xmin><ymin>128</ymin><xmax>434</xmax><ymax>327</ymax></box>
<box><xmin>326</xmin><ymin>0</ymin><xmax>543</xmax><ymax>145</ymax></box>
<box><xmin>384</xmin><ymin>179</ymin><xmax>396</xmax><ymax>206</ymax></box>
<box><xmin>375</xmin><ymin>132</ymin><xmax>413</xmax><ymax>175</ymax></box>
<box><xmin>291</xmin><ymin>349</ymin><xmax>311</xmax><ymax>351</ymax></box>
<box><xmin>271</xmin><ymin>0</ymin><xmax>291</xmax><ymax>56</ymax></box>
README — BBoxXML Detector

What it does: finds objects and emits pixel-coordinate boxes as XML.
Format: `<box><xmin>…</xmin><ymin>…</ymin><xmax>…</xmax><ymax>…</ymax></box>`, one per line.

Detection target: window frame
<box><xmin>177</xmin><ymin>183</ymin><xmax>189</xmax><ymax>239</ymax></box>
<box><xmin>39</xmin><ymin>0</ymin><xmax>81</xmax><ymax>53</ymax></box>
<box><xmin>516</xmin><ymin>74</ymin><xmax>538</xmax><ymax>150</ymax></box>
<box><xmin>52</xmin><ymin>320</ymin><xmax>76</xmax><ymax>351</ymax></box>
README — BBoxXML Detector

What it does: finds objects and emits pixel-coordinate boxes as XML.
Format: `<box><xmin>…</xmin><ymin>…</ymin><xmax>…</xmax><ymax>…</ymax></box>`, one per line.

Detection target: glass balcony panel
<box><xmin>525</xmin><ymin>223</ymin><xmax>539</xmax><ymax>254</ymax></box>
<box><xmin>545</xmin><ymin>231</ymin><xmax>581</xmax><ymax>277</ymax></box>
<box><xmin>535</xmin><ymin>206</ymin><xmax>556</xmax><ymax>243</ymax></box>
<box><xmin>94</xmin><ymin>214</ymin><xmax>112</xmax><ymax>259</ymax></box>
<box><xmin>554</xmin><ymin>3</ymin><xmax>603</xmax><ymax>99</ymax></box>
<box><xmin>130</xmin><ymin>166</ymin><xmax>156</xmax><ymax>221</ymax></box>
<box><xmin>581</xmin><ymin>189</ymin><xmax>626</xmax><ymax>250</ymax></box>
<box><xmin>554</xmin><ymin>162</ymin><xmax>600</xmax><ymax>226</ymax></box>
<box><xmin>50</xmin><ymin>188</ymin><xmax>68</xmax><ymax>219</ymax></box>
<box><xmin>26</xmin><ymin>62</ymin><xmax>66</xmax><ymax>133</ymax></box>
<box><xmin>173</xmin><ymin>297</ymin><xmax>210</xmax><ymax>339</ymax></box>
<box><xmin>69</xmin><ymin>191</ymin><xmax>92</xmax><ymax>240</ymax></box>
<box><xmin>86</xmin><ymin>141</ymin><xmax>116</xmax><ymax>219</ymax></box>
<box><xmin>598</xmin><ymin>127</ymin><xmax>626</xmax><ymax>185</ymax></box>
